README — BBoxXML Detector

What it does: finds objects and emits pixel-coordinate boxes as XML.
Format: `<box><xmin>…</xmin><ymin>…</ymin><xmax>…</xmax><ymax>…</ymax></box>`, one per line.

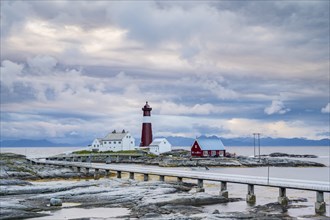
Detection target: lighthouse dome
<box><xmin>142</xmin><ymin>101</ymin><xmax>152</xmax><ymax>111</ymax></box>
<box><xmin>144</xmin><ymin>101</ymin><xmax>150</xmax><ymax>108</ymax></box>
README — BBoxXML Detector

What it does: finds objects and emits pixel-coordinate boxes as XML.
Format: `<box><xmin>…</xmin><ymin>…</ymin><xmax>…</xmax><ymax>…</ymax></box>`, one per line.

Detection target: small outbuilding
<box><xmin>191</xmin><ymin>138</ymin><xmax>226</xmax><ymax>157</ymax></box>
<box><xmin>148</xmin><ymin>138</ymin><xmax>172</xmax><ymax>155</ymax></box>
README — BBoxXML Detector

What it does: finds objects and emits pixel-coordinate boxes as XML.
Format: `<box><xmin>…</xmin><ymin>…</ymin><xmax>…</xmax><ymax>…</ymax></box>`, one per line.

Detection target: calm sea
<box><xmin>1</xmin><ymin>146</ymin><xmax>329</xmax><ymax>218</ymax></box>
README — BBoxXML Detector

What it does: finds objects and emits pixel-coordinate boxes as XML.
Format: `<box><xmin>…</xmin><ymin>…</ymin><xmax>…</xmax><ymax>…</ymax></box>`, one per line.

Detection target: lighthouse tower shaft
<box><xmin>140</xmin><ymin>102</ymin><xmax>153</xmax><ymax>147</ymax></box>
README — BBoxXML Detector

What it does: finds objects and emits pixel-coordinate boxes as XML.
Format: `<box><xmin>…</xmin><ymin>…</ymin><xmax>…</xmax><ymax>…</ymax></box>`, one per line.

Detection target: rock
<box><xmin>50</xmin><ymin>198</ymin><xmax>62</xmax><ymax>206</ymax></box>
<box><xmin>0</xmin><ymin>179</ymin><xmax>32</xmax><ymax>186</ymax></box>
<box><xmin>143</xmin><ymin>212</ymin><xmax>161</xmax><ymax>218</ymax></box>
<box><xmin>237</xmin><ymin>156</ymin><xmax>325</xmax><ymax>167</ymax></box>
<box><xmin>268</xmin><ymin>152</ymin><xmax>317</xmax><ymax>158</ymax></box>
<box><xmin>212</xmin><ymin>209</ymin><xmax>220</xmax><ymax>214</ymax></box>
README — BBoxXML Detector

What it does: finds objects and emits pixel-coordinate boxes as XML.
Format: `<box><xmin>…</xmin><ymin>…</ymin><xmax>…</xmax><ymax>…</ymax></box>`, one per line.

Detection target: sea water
<box><xmin>1</xmin><ymin>146</ymin><xmax>329</xmax><ymax>218</ymax></box>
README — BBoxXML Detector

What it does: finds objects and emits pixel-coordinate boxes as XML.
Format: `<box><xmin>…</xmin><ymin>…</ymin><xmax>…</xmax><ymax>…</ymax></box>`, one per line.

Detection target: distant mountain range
<box><xmin>0</xmin><ymin>139</ymin><xmax>86</xmax><ymax>148</ymax></box>
<box><xmin>1</xmin><ymin>136</ymin><xmax>329</xmax><ymax>148</ymax></box>
<box><xmin>164</xmin><ymin>136</ymin><xmax>329</xmax><ymax>147</ymax></box>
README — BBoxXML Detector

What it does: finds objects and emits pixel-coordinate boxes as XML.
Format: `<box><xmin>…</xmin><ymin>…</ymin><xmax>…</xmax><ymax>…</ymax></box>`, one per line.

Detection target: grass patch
<box><xmin>72</xmin><ymin>150</ymin><xmax>141</xmax><ymax>155</ymax></box>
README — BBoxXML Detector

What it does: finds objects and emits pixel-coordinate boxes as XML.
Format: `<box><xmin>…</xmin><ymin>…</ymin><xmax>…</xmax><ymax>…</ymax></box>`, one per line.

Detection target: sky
<box><xmin>1</xmin><ymin>0</ymin><xmax>329</xmax><ymax>144</ymax></box>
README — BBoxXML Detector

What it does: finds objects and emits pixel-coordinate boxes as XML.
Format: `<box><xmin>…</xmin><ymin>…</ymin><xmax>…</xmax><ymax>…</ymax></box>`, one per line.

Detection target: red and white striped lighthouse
<box><xmin>140</xmin><ymin>101</ymin><xmax>153</xmax><ymax>147</ymax></box>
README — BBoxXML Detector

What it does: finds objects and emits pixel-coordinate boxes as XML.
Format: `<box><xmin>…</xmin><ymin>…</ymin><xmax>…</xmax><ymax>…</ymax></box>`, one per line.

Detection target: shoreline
<box><xmin>51</xmin><ymin>150</ymin><xmax>326</xmax><ymax>168</ymax></box>
<box><xmin>1</xmin><ymin>152</ymin><xmax>329</xmax><ymax>220</ymax></box>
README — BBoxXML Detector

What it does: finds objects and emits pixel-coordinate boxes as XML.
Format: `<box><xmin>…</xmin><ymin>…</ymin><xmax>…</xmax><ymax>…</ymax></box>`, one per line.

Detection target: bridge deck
<box><xmin>34</xmin><ymin>160</ymin><xmax>330</xmax><ymax>192</ymax></box>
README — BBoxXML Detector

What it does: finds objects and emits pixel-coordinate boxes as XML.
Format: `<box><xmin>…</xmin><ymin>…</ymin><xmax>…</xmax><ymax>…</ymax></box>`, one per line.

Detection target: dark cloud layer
<box><xmin>1</xmin><ymin>1</ymin><xmax>329</xmax><ymax>143</ymax></box>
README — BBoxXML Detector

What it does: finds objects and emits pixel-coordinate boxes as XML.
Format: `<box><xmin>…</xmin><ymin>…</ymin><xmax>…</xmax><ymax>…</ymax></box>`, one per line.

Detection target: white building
<box><xmin>90</xmin><ymin>130</ymin><xmax>135</xmax><ymax>152</ymax></box>
<box><xmin>148</xmin><ymin>138</ymin><xmax>172</xmax><ymax>155</ymax></box>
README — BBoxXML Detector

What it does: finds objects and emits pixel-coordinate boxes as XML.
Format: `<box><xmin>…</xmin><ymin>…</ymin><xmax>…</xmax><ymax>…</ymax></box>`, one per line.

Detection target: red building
<box><xmin>191</xmin><ymin>138</ymin><xmax>226</xmax><ymax>157</ymax></box>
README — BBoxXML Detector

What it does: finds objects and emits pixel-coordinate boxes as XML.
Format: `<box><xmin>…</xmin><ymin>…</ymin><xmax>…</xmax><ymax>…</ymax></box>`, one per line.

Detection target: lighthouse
<box><xmin>140</xmin><ymin>101</ymin><xmax>153</xmax><ymax>147</ymax></box>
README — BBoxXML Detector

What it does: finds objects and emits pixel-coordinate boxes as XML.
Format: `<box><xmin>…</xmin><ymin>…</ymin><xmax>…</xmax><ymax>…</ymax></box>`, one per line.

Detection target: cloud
<box><xmin>264</xmin><ymin>100</ymin><xmax>291</xmax><ymax>115</ymax></box>
<box><xmin>159</xmin><ymin>102</ymin><xmax>217</xmax><ymax>115</ymax></box>
<box><xmin>1</xmin><ymin>2</ymin><xmax>329</xmax><ymax>143</ymax></box>
<box><xmin>0</xmin><ymin>60</ymin><xmax>24</xmax><ymax>89</ymax></box>
<box><xmin>2</xmin><ymin>1</ymin><xmax>329</xmax><ymax>80</ymax></box>
<box><xmin>321</xmin><ymin>103</ymin><xmax>330</xmax><ymax>113</ymax></box>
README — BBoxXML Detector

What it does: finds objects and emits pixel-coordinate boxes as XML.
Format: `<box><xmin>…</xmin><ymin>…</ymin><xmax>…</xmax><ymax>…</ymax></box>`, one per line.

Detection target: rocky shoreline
<box><xmin>63</xmin><ymin>150</ymin><xmax>325</xmax><ymax>168</ymax></box>
<box><xmin>265</xmin><ymin>152</ymin><xmax>318</xmax><ymax>158</ymax></box>
<box><xmin>0</xmin><ymin>153</ymin><xmax>328</xmax><ymax>220</ymax></box>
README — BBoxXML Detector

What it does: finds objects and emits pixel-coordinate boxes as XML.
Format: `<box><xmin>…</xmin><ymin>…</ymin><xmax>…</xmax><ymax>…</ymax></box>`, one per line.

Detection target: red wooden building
<box><xmin>191</xmin><ymin>138</ymin><xmax>226</xmax><ymax>157</ymax></box>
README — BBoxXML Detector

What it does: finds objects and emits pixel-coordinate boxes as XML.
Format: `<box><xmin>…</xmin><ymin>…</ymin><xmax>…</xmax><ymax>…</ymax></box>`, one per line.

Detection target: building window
<box><xmin>114</xmin><ymin>141</ymin><xmax>116</xmax><ymax>144</ymax></box>
<box><xmin>119</xmin><ymin>141</ymin><xmax>121</xmax><ymax>144</ymax></box>
<box><xmin>131</xmin><ymin>141</ymin><xmax>133</xmax><ymax>144</ymax></box>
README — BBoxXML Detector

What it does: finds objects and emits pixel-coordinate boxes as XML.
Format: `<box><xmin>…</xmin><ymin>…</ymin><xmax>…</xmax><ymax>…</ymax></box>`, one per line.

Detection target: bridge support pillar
<box><xmin>246</xmin><ymin>184</ymin><xmax>256</xmax><ymax>204</ymax></box>
<box><xmin>106</xmin><ymin>157</ymin><xmax>111</xmax><ymax>164</ymax></box>
<box><xmin>105</xmin><ymin>170</ymin><xmax>110</xmax><ymax>178</ymax></box>
<box><xmin>315</xmin><ymin>191</ymin><xmax>326</xmax><ymax>214</ymax></box>
<box><xmin>129</xmin><ymin>172</ymin><xmax>135</xmax><ymax>180</ymax></box>
<box><xmin>71</xmin><ymin>157</ymin><xmax>74</xmax><ymax>162</ymax></box>
<box><xmin>85</xmin><ymin>168</ymin><xmax>90</xmax><ymax>174</ymax></box>
<box><xmin>117</xmin><ymin>171</ymin><xmax>122</xmax><ymax>179</ymax></box>
<box><xmin>129</xmin><ymin>156</ymin><xmax>132</xmax><ymax>161</ymax></box>
<box><xmin>220</xmin><ymin>181</ymin><xmax>228</xmax><ymax>198</ymax></box>
<box><xmin>278</xmin><ymin>187</ymin><xmax>289</xmax><ymax>207</ymax></box>
<box><xmin>177</xmin><ymin>177</ymin><xmax>183</xmax><ymax>183</ymax></box>
<box><xmin>77</xmin><ymin>167</ymin><xmax>81</xmax><ymax>173</ymax></box>
<box><xmin>144</xmin><ymin>174</ymin><xmax>149</xmax><ymax>181</ymax></box>
<box><xmin>116</xmin><ymin>156</ymin><xmax>120</xmax><ymax>163</ymax></box>
<box><xmin>196</xmin><ymin>179</ymin><xmax>205</xmax><ymax>192</ymax></box>
<box><xmin>159</xmin><ymin>175</ymin><xmax>165</xmax><ymax>181</ymax></box>
<box><xmin>94</xmin><ymin>169</ymin><xmax>100</xmax><ymax>180</ymax></box>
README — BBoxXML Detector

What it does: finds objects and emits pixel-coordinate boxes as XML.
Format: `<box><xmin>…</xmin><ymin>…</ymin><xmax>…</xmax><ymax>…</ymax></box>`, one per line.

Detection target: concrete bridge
<box><xmin>29</xmin><ymin>159</ymin><xmax>329</xmax><ymax>214</ymax></box>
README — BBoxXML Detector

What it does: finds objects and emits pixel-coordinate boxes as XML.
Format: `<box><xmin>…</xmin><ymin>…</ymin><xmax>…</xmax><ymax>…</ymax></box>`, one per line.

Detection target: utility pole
<box><xmin>253</xmin><ymin>133</ymin><xmax>256</xmax><ymax>157</ymax></box>
<box><xmin>253</xmin><ymin>133</ymin><xmax>261</xmax><ymax>161</ymax></box>
<box><xmin>258</xmin><ymin>133</ymin><xmax>261</xmax><ymax>162</ymax></box>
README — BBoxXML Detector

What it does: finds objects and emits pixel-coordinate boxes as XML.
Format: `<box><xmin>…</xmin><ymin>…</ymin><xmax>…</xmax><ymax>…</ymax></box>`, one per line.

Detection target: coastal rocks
<box><xmin>157</xmin><ymin>156</ymin><xmax>325</xmax><ymax>168</ymax></box>
<box><xmin>1</xmin><ymin>176</ymin><xmax>238</xmax><ymax>220</ymax></box>
<box><xmin>237</xmin><ymin>156</ymin><xmax>325</xmax><ymax>167</ymax></box>
<box><xmin>57</xmin><ymin>152</ymin><xmax>325</xmax><ymax>168</ymax></box>
<box><xmin>0</xmin><ymin>153</ymin><xmax>93</xmax><ymax>180</ymax></box>
<box><xmin>50</xmin><ymin>198</ymin><xmax>62</xmax><ymax>206</ymax></box>
<box><xmin>0</xmin><ymin>181</ymin><xmax>99</xmax><ymax>196</ymax></box>
<box><xmin>0</xmin><ymin>179</ymin><xmax>32</xmax><ymax>186</ymax></box>
<box><xmin>141</xmin><ymin>192</ymin><xmax>228</xmax><ymax>207</ymax></box>
<box><xmin>267</xmin><ymin>152</ymin><xmax>318</xmax><ymax>158</ymax></box>
<box><xmin>159</xmin><ymin>158</ymin><xmax>242</xmax><ymax>167</ymax></box>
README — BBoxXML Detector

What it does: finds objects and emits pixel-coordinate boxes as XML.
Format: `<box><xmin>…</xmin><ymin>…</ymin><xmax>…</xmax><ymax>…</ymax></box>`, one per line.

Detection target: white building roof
<box><xmin>103</xmin><ymin>131</ymin><xmax>129</xmax><ymax>141</ymax></box>
<box><xmin>196</xmin><ymin>138</ymin><xmax>225</xmax><ymax>150</ymax></box>
<box><xmin>149</xmin><ymin>138</ymin><xmax>170</xmax><ymax>147</ymax></box>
